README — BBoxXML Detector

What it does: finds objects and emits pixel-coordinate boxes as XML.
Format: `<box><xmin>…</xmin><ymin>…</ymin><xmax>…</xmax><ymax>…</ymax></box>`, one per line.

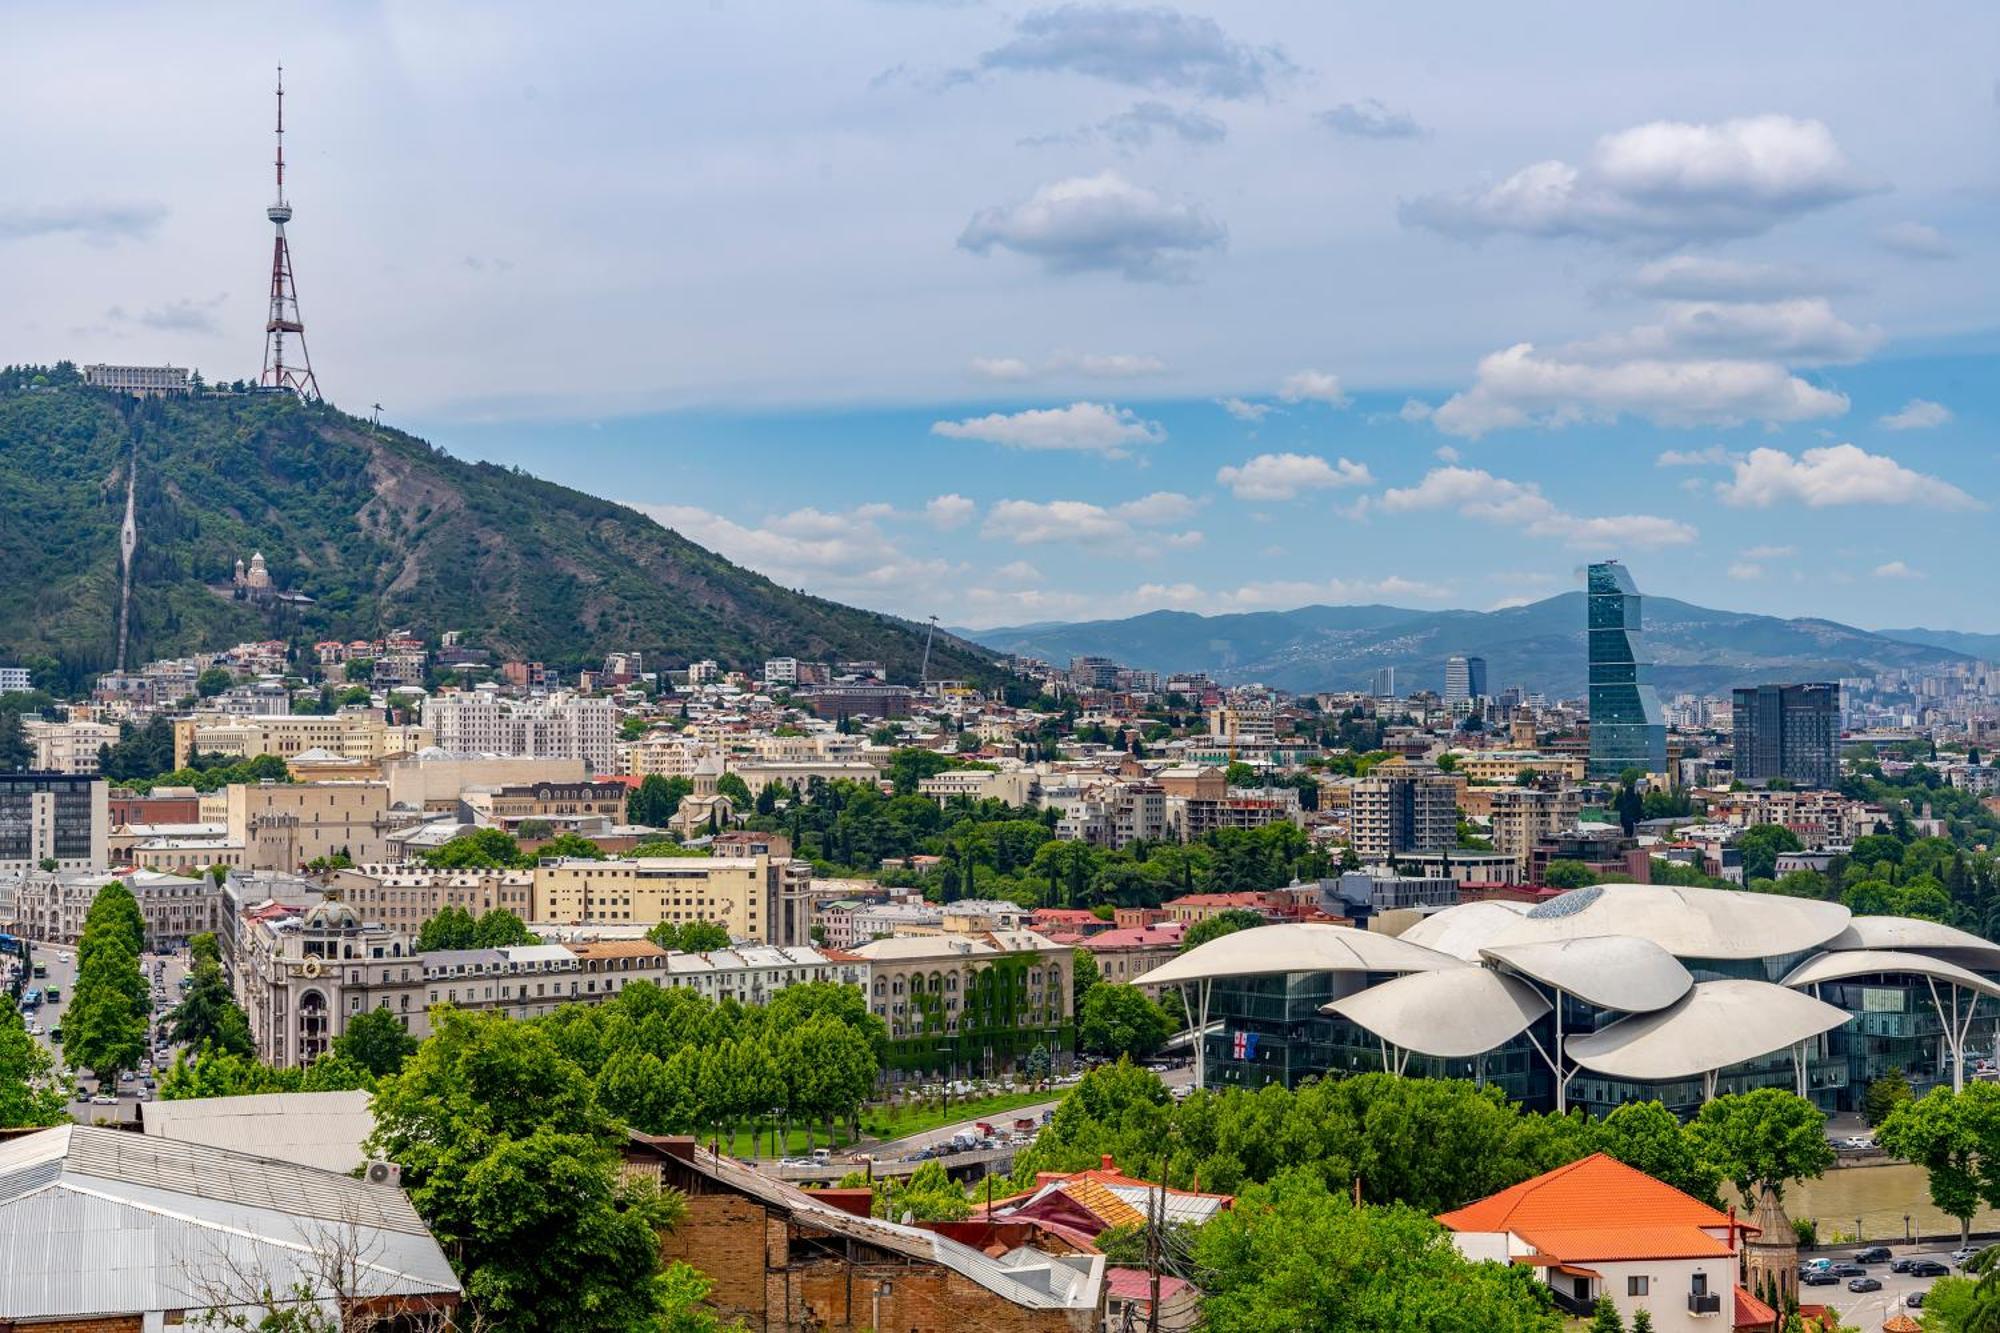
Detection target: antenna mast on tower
<box><xmin>261</xmin><ymin>64</ymin><xmax>321</xmax><ymax>400</ymax></box>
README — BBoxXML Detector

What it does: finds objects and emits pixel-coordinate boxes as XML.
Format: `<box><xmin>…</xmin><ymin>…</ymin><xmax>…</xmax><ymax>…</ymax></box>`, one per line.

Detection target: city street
<box><xmin>1803</xmin><ymin>1247</ymin><xmax>1969</xmax><ymax>1326</ymax></box>
<box><xmin>11</xmin><ymin>936</ymin><xmax>192</xmax><ymax>1127</ymax></box>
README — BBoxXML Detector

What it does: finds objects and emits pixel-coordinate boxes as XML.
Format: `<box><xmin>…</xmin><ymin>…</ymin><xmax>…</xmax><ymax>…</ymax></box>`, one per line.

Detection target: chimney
<box><xmin>1101</xmin><ymin>1154</ymin><xmax>1115</xmax><ymax>1172</ymax></box>
<box><xmin>657</xmin><ymin>1135</ymin><xmax>696</xmax><ymax>1162</ymax></box>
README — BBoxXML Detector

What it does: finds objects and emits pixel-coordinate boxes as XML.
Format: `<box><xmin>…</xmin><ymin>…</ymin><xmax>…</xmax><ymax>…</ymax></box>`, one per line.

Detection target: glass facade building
<box><xmin>1586</xmin><ymin>561</ymin><xmax>1666</xmax><ymax>779</ymax></box>
<box><xmin>1732</xmin><ymin>683</ymin><xmax>1841</xmax><ymax>789</ymax></box>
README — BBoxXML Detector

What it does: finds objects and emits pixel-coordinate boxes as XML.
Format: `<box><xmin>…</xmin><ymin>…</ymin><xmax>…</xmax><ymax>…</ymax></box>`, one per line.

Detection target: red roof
<box><xmin>1082</xmin><ymin>923</ymin><xmax>1186</xmax><ymax>952</ymax></box>
<box><xmin>1438</xmin><ymin>1154</ymin><xmax>1748</xmax><ymax>1263</ymax></box>
<box><xmin>1105</xmin><ymin>1267</ymin><xmax>1191</xmax><ymax>1306</ymax></box>
<box><xmin>1734</xmin><ymin>1284</ymin><xmax>1777</xmax><ymax>1329</ymax></box>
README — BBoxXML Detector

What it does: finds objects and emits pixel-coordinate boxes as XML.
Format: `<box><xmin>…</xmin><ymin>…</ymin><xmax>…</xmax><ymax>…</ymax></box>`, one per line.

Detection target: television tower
<box><xmin>260</xmin><ymin>64</ymin><xmax>320</xmax><ymax>400</ymax></box>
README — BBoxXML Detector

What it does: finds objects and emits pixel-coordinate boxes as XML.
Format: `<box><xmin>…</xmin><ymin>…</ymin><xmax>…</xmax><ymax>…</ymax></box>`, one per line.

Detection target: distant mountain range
<box><xmin>957</xmin><ymin>595</ymin><xmax>1987</xmax><ymax>697</ymax></box>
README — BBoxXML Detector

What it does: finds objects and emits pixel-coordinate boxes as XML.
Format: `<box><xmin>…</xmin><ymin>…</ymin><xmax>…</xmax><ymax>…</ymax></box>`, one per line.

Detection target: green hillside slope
<box><xmin>0</xmin><ymin>370</ymin><xmax>990</xmax><ymax>687</ymax></box>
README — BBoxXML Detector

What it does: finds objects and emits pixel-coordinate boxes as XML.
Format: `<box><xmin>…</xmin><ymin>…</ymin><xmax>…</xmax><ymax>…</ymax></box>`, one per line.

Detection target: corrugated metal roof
<box><xmin>0</xmin><ymin>1127</ymin><xmax>458</xmax><ymax>1321</ymax></box>
<box><xmin>139</xmin><ymin>1090</ymin><xmax>375</xmax><ymax>1175</ymax></box>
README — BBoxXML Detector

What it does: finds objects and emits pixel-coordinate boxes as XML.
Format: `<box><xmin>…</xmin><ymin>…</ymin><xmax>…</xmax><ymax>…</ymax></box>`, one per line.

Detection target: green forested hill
<box><xmin>0</xmin><ymin>371</ymin><xmax>991</xmax><ymax>686</ymax></box>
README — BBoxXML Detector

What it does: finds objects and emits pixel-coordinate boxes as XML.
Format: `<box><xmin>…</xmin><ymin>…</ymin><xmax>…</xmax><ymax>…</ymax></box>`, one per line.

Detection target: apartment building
<box><xmin>420</xmin><ymin>945</ymin><xmax>583</xmax><ymax>1021</ymax></box>
<box><xmin>849</xmin><ymin>930</ymin><xmax>1074</xmax><ymax>1068</ymax></box>
<box><xmin>8</xmin><ymin>867</ymin><xmax>233</xmax><ymax>950</ymax></box>
<box><xmin>1053</xmin><ymin>780</ymin><xmax>1167</xmax><ymax>848</ymax></box>
<box><xmin>331</xmin><ymin>864</ymin><xmax>536</xmax><ymax>933</ymax></box>
<box><xmin>224</xmin><ymin>781</ymin><xmax>402</xmax><ymax>869</ymax></box>
<box><xmin>1348</xmin><ymin>765</ymin><xmax>1457</xmax><ymax>862</ymax></box>
<box><xmin>1080</xmin><ymin>922</ymin><xmax>1184</xmax><ymax>994</ymax></box>
<box><xmin>461</xmin><ymin>779</ymin><xmax>629</xmax><ymax>831</ymax></box>
<box><xmin>531</xmin><ymin>854</ymin><xmax>813</xmax><ymax>946</ymax></box>
<box><xmin>23</xmin><ymin>717</ymin><xmax>119</xmax><ymax>775</ymax></box>
<box><xmin>662</xmin><ymin>944</ymin><xmax>868</xmax><ymax>1006</ymax></box>
<box><xmin>236</xmin><ymin>901</ymin><xmax>426</xmax><ymax>1067</ymax></box>
<box><xmin>0</xmin><ymin>772</ymin><xmax>106</xmax><ymax>875</ymax></box>
<box><xmin>173</xmin><ymin>709</ymin><xmax>431</xmax><ymax>769</ymax></box>
<box><xmin>423</xmin><ymin>688</ymin><xmax>618</xmax><ymax>773</ymax></box>
<box><xmin>384</xmin><ymin>752</ymin><xmax>589</xmax><ymax>814</ymax></box>
<box><xmin>1489</xmin><ymin>786</ymin><xmax>1583</xmax><ymax>873</ymax></box>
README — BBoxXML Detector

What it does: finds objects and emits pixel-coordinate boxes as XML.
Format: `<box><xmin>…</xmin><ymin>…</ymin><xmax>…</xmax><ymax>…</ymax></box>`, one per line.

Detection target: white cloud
<box><xmin>1278</xmin><ymin>369</ymin><xmax>1348</xmax><ymax>406</ymax></box>
<box><xmin>931</xmin><ymin>400</ymin><xmax>1164</xmax><ymax>455</ymax></box>
<box><xmin>973</xmin><ymin>6</ymin><xmax>1285</xmax><ymax>99</ymax></box>
<box><xmin>1398</xmin><ymin>399</ymin><xmax>1434</xmax><ymax>422</ymax></box>
<box><xmin>1878</xmin><ymin>221</ymin><xmax>1957</xmax><ymax>261</ymax></box>
<box><xmin>1217</xmin><ymin>396</ymin><xmax>1272</xmax><ymax>422</ymax></box>
<box><xmin>1579</xmin><ymin>298</ymin><xmax>1879</xmax><ymax>365</ymax></box>
<box><xmin>639</xmin><ymin>502</ymin><xmax>952</xmax><ymax>598</ymax></box>
<box><xmin>992</xmin><ymin>560</ymin><xmax>1042</xmax><ymax>583</ymax></box>
<box><xmin>924</xmin><ymin>493</ymin><xmax>976</xmax><ymax>529</ymax></box>
<box><xmin>1216</xmin><ymin>451</ymin><xmax>1372</xmax><ymax>500</ymax></box>
<box><xmin>981</xmin><ymin>490</ymin><xmax>1200</xmax><ymax>545</ymax></box>
<box><xmin>1319</xmin><ymin>99</ymin><xmax>1425</xmax><ymax>140</ymax></box>
<box><xmin>959</xmin><ymin>171</ymin><xmax>1226</xmax><ymax>281</ymax></box>
<box><xmin>1432</xmin><ymin>444</ymin><xmax>1459</xmax><ymax>463</ymax></box>
<box><xmin>1727</xmin><ymin>561</ymin><xmax>1764</xmax><ymax>580</ymax></box>
<box><xmin>968</xmin><ymin>356</ymin><xmax>1033</xmax><ymax>381</ymax></box>
<box><xmin>1717</xmin><ymin>444</ymin><xmax>1982</xmax><ymax>510</ymax></box>
<box><xmin>1099</xmin><ymin>100</ymin><xmax>1228</xmax><ymax>148</ymax></box>
<box><xmin>1628</xmin><ymin>256</ymin><xmax>1832</xmax><ymax>301</ymax></box>
<box><xmin>1403</xmin><ymin>115</ymin><xmax>1871</xmax><ymax>244</ymax></box>
<box><xmin>1432</xmin><ymin>342</ymin><xmax>1848</xmax><ymax>437</ymax></box>
<box><xmin>971</xmin><ymin>351</ymin><xmax>1166</xmax><ymax>381</ymax></box>
<box><xmin>1874</xmin><ymin>560</ymin><xmax>1922</xmax><ymax>580</ymax></box>
<box><xmin>1879</xmin><ymin>398</ymin><xmax>1953</xmax><ymax>431</ymax></box>
<box><xmin>0</xmin><ymin>201</ymin><xmax>168</xmax><ymax>244</ymax></box>
<box><xmin>1741</xmin><ymin>544</ymin><xmax>1796</xmax><ymax>559</ymax></box>
<box><xmin>1655</xmin><ymin>445</ymin><xmax>1735</xmax><ymax>467</ymax></box>
<box><xmin>1377</xmin><ymin>465</ymin><xmax>1697</xmax><ymax>549</ymax></box>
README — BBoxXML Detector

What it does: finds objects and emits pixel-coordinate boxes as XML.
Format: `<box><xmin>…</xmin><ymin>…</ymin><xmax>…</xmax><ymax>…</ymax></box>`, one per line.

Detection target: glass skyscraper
<box><xmin>1586</xmin><ymin>561</ymin><xmax>1666</xmax><ymax>779</ymax></box>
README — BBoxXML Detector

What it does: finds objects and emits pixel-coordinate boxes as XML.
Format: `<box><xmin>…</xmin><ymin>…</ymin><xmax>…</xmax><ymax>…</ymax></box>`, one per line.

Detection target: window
<box><xmin>1691</xmin><ymin>1273</ymin><xmax>1708</xmax><ymax>1296</ymax></box>
<box><xmin>1627</xmin><ymin>1277</ymin><xmax>1648</xmax><ymax>1297</ymax></box>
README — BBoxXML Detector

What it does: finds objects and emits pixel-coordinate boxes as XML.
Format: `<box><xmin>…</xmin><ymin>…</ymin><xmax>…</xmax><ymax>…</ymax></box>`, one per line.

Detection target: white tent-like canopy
<box><xmin>1783</xmin><ymin>947</ymin><xmax>2000</xmax><ymax>1092</ymax></box>
<box><xmin>1565</xmin><ymin>979</ymin><xmax>1850</xmax><ymax>1101</ymax></box>
<box><xmin>1323</xmin><ymin>967</ymin><xmax>1550</xmax><ymax>1066</ymax></box>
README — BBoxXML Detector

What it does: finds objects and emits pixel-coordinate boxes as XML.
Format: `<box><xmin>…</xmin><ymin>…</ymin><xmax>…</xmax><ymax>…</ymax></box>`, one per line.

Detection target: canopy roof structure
<box><xmin>1782</xmin><ymin>948</ymin><xmax>2000</xmax><ymax>1000</ymax></box>
<box><xmin>1480</xmin><ymin>936</ymin><xmax>1693</xmax><ymax>1014</ymax></box>
<box><xmin>1824</xmin><ymin>916</ymin><xmax>2000</xmax><ymax>973</ymax></box>
<box><xmin>1323</xmin><ymin>967</ymin><xmax>1550</xmax><ymax>1060</ymax></box>
<box><xmin>1133</xmin><ymin>922</ymin><xmax>1456</xmax><ymax>988</ymax></box>
<box><xmin>1482</xmin><ymin>884</ymin><xmax>1851</xmax><ymax>961</ymax></box>
<box><xmin>1396</xmin><ymin>900</ymin><xmax>1533</xmax><ymax>962</ymax></box>
<box><xmin>1564</xmin><ymin>980</ymin><xmax>1848</xmax><ymax>1083</ymax></box>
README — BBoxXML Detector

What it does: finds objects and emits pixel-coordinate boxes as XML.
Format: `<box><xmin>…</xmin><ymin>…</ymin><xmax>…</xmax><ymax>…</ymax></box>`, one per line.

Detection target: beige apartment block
<box><xmin>531</xmin><ymin>854</ymin><xmax>812</xmax><ymax>945</ymax></box>
<box><xmin>225</xmin><ymin>781</ymin><xmax>401</xmax><ymax>870</ymax></box>
<box><xmin>174</xmin><ymin>710</ymin><xmax>432</xmax><ymax>769</ymax></box>
<box><xmin>331</xmin><ymin>864</ymin><xmax>536</xmax><ymax>933</ymax></box>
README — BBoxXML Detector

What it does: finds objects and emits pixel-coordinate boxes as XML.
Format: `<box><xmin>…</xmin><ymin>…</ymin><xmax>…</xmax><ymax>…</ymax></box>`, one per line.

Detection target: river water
<box><xmin>1789</xmin><ymin>1160</ymin><xmax>2000</xmax><ymax>1246</ymax></box>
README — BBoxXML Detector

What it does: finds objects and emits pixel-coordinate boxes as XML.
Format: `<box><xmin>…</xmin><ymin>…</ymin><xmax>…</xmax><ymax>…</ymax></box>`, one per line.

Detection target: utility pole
<box><xmin>1146</xmin><ymin>1167</ymin><xmax>1162</xmax><ymax>1333</ymax></box>
<box><xmin>919</xmin><ymin>614</ymin><xmax>939</xmax><ymax>687</ymax></box>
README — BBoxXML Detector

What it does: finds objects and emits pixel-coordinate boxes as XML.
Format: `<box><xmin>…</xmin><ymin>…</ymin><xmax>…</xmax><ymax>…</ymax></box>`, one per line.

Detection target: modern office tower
<box><xmin>1444</xmin><ymin>654</ymin><xmax>1487</xmax><ymax>705</ymax></box>
<box><xmin>0</xmin><ymin>773</ymin><xmax>107</xmax><ymax>875</ymax></box>
<box><xmin>1586</xmin><ymin>561</ymin><xmax>1666</xmax><ymax>779</ymax></box>
<box><xmin>1349</xmin><ymin>765</ymin><xmax>1458</xmax><ymax>862</ymax></box>
<box><xmin>1370</xmin><ymin>666</ymin><xmax>1396</xmax><ymax>698</ymax></box>
<box><xmin>1732</xmin><ymin>683</ymin><xmax>1840</xmax><ymax>789</ymax></box>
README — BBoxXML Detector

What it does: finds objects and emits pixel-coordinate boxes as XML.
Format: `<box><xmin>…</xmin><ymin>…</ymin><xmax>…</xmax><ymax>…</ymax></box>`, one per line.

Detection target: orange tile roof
<box><xmin>1060</xmin><ymin>1178</ymin><xmax>1146</xmax><ymax>1231</ymax></box>
<box><xmin>1734</xmin><ymin>1284</ymin><xmax>1778</xmax><ymax>1329</ymax></box>
<box><xmin>1437</xmin><ymin>1153</ymin><xmax>1747</xmax><ymax>1264</ymax></box>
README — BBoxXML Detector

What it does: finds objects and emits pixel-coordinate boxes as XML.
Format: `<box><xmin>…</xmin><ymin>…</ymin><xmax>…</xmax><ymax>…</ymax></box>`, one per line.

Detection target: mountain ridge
<box><xmin>957</xmin><ymin>594</ymin><xmax>1978</xmax><ymax>696</ymax></box>
<box><xmin>0</xmin><ymin>373</ymin><xmax>994</xmax><ymax>688</ymax></box>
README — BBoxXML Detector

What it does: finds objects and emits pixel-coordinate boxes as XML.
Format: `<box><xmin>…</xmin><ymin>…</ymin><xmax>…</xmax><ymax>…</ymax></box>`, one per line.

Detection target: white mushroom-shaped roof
<box><xmin>1483</xmin><ymin>884</ymin><xmax>1850</xmax><ymax>961</ymax></box>
<box><xmin>1323</xmin><ymin>967</ymin><xmax>1551</xmax><ymax>1059</ymax></box>
<box><xmin>1395</xmin><ymin>900</ymin><xmax>1534</xmax><ymax>962</ymax></box>
<box><xmin>1564</xmin><ymin>979</ymin><xmax>1849</xmax><ymax>1082</ymax></box>
<box><xmin>1480</xmin><ymin>936</ymin><xmax>1693</xmax><ymax>1014</ymax></box>
<box><xmin>1823</xmin><ymin>916</ymin><xmax>2000</xmax><ymax>972</ymax></box>
<box><xmin>1132</xmin><ymin>922</ymin><xmax>1458</xmax><ymax>988</ymax></box>
<box><xmin>1782</xmin><ymin>949</ymin><xmax>2000</xmax><ymax>1000</ymax></box>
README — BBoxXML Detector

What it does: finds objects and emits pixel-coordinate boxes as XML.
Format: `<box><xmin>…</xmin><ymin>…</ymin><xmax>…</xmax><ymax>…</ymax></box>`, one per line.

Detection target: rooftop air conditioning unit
<box><xmin>365</xmin><ymin>1160</ymin><xmax>402</xmax><ymax>1187</ymax></box>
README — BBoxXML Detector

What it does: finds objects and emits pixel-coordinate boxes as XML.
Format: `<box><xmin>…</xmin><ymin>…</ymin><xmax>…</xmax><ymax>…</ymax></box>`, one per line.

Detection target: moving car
<box><xmin>1846</xmin><ymin>1276</ymin><xmax>1882</xmax><ymax>1293</ymax></box>
<box><xmin>1799</xmin><ymin>1270</ymin><xmax>1839</xmax><ymax>1287</ymax></box>
<box><xmin>1910</xmin><ymin>1259</ymin><xmax>1951</xmax><ymax>1277</ymax></box>
<box><xmin>1853</xmin><ymin>1246</ymin><xmax>1892</xmax><ymax>1264</ymax></box>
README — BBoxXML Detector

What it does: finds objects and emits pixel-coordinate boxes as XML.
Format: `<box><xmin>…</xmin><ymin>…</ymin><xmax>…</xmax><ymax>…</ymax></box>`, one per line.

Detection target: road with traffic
<box><xmin>11</xmin><ymin>937</ymin><xmax>192</xmax><ymax>1127</ymax></box>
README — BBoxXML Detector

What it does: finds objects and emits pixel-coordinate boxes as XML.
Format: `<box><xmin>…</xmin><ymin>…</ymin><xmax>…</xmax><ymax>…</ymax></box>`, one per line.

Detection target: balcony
<box><xmin>1688</xmin><ymin>1291</ymin><xmax>1721</xmax><ymax>1316</ymax></box>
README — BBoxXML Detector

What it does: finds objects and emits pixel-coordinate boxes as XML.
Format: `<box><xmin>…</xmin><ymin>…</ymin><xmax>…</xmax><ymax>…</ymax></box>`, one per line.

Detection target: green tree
<box><xmin>1180</xmin><ymin>909</ymin><xmax>1267</xmax><ymax>952</ymax></box>
<box><xmin>1542</xmin><ymin>860</ymin><xmax>1597</xmax><ymax>889</ymax></box>
<box><xmin>367</xmin><ymin>1008</ymin><xmax>683</xmax><ymax>1332</ymax></box>
<box><xmin>1079</xmin><ymin>986</ymin><xmax>1173</xmax><ymax>1061</ymax></box>
<box><xmin>1628</xmin><ymin>1308</ymin><xmax>1655</xmax><ymax>1333</ymax></box>
<box><xmin>1862</xmin><ymin>1068</ymin><xmax>1914</xmax><ymax>1128</ymax></box>
<box><xmin>1688</xmin><ymin>1089</ymin><xmax>1835</xmax><ymax>1206</ymax></box>
<box><xmin>416</xmin><ymin>905</ymin><xmax>479</xmax><ymax>951</ymax></box>
<box><xmin>421</xmin><ymin>828</ymin><xmax>529</xmax><ymax>870</ymax></box>
<box><xmin>168</xmin><ymin>932</ymin><xmax>253</xmax><ymax>1057</ymax></box>
<box><xmin>628</xmin><ymin>774</ymin><xmax>694</xmax><ymax>826</ymax></box>
<box><xmin>0</xmin><ymin>710</ymin><xmax>30</xmax><ymax>770</ymax></box>
<box><xmin>716</xmin><ymin>772</ymin><xmax>753</xmax><ymax>805</ymax></box>
<box><xmin>1734</xmin><ymin>824</ymin><xmax>1805</xmax><ymax>883</ymax></box>
<box><xmin>1589</xmin><ymin>1295</ymin><xmax>1625</xmax><ymax>1333</ymax></box>
<box><xmin>1072</xmin><ymin>948</ymin><xmax>1101</xmax><ymax>1025</ymax></box>
<box><xmin>65</xmin><ymin>881</ymin><xmax>150</xmax><ymax>1082</ymax></box>
<box><xmin>0</xmin><ymin>1003</ymin><xmax>71</xmax><ymax>1126</ymax></box>
<box><xmin>1192</xmin><ymin>1170</ymin><xmax>1561</xmax><ymax>1333</ymax></box>
<box><xmin>333</xmin><ymin>1006</ymin><xmax>419</xmax><ymax>1078</ymax></box>
<box><xmin>472</xmin><ymin>908</ymin><xmax>535</xmax><ymax>948</ymax></box>
<box><xmin>196</xmin><ymin>665</ymin><xmax>235</xmax><ymax>697</ymax></box>
<box><xmin>537</xmin><ymin>832</ymin><xmax>606</xmax><ymax>861</ymax></box>
<box><xmin>1878</xmin><ymin>1083</ymin><xmax>2000</xmax><ymax>1246</ymax></box>
<box><xmin>872</xmin><ymin>1158</ymin><xmax>971</xmax><ymax>1223</ymax></box>
<box><xmin>647</xmin><ymin>919</ymin><xmax>731</xmax><ymax>953</ymax></box>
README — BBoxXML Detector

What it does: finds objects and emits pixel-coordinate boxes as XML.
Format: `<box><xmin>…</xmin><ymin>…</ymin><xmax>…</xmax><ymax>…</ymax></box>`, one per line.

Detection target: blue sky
<box><xmin>3</xmin><ymin>2</ymin><xmax>1996</xmax><ymax>629</ymax></box>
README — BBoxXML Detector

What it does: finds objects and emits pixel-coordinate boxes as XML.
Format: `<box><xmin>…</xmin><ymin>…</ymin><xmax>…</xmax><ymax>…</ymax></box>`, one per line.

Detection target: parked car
<box><xmin>1837</xmin><ymin>1135</ymin><xmax>1874</xmax><ymax>1150</ymax></box>
<box><xmin>1847</xmin><ymin>1276</ymin><xmax>1882</xmax><ymax>1293</ymax></box>
<box><xmin>1799</xmin><ymin>1270</ymin><xmax>1839</xmax><ymax>1287</ymax></box>
<box><xmin>1853</xmin><ymin>1246</ymin><xmax>1892</xmax><ymax>1264</ymax></box>
<box><xmin>89</xmin><ymin>1093</ymin><xmax>115</xmax><ymax>1106</ymax></box>
<box><xmin>1910</xmin><ymin>1259</ymin><xmax>1951</xmax><ymax>1277</ymax></box>
<box><xmin>1909</xmin><ymin>1290</ymin><xmax>1927</xmax><ymax>1308</ymax></box>
<box><xmin>1890</xmin><ymin>1257</ymin><xmax>1916</xmax><ymax>1273</ymax></box>
<box><xmin>1828</xmin><ymin>1262</ymin><xmax>1866</xmax><ymax>1277</ymax></box>
<box><xmin>1953</xmin><ymin>1246</ymin><xmax>1987</xmax><ymax>1265</ymax></box>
